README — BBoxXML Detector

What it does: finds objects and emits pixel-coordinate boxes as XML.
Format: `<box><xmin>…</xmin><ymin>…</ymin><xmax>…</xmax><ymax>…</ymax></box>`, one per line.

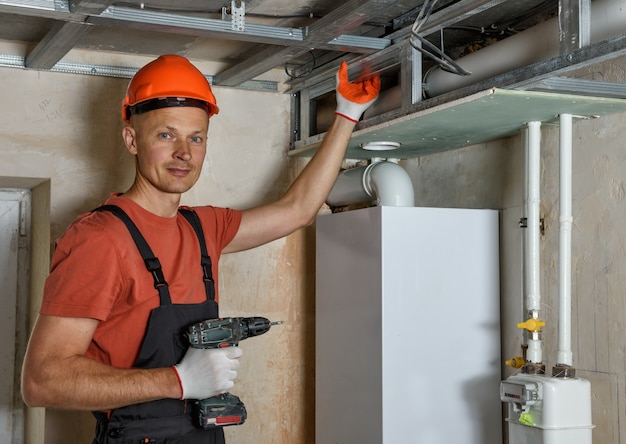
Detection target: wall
<box><xmin>0</xmin><ymin>54</ymin><xmax>134</xmax><ymax>443</ymax></box>
<box><xmin>0</xmin><ymin>45</ymin><xmax>312</xmax><ymax>443</ymax></box>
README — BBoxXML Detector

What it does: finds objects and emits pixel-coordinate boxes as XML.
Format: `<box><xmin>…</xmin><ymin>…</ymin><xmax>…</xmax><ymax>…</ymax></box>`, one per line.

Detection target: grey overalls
<box><xmin>92</xmin><ymin>205</ymin><xmax>225</xmax><ymax>444</ymax></box>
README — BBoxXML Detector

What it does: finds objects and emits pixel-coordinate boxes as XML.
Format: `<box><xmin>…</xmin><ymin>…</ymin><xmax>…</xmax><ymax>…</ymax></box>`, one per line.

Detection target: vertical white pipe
<box><xmin>527</xmin><ymin>121</ymin><xmax>543</xmax><ymax>364</ymax></box>
<box><xmin>522</xmin><ymin>128</ymin><xmax>530</xmax><ymax>314</ymax></box>
<box><xmin>558</xmin><ymin>114</ymin><xmax>574</xmax><ymax>366</ymax></box>
<box><xmin>521</xmin><ymin>128</ymin><xmax>530</xmax><ymax>348</ymax></box>
<box><xmin>527</xmin><ymin>122</ymin><xmax>542</xmax><ymax>312</ymax></box>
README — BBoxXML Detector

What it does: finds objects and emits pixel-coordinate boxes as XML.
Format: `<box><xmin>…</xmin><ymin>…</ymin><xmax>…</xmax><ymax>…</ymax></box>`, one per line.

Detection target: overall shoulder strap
<box><xmin>93</xmin><ymin>204</ymin><xmax>172</xmax><ymax>306</ymax></box>
<box><xmin>178</xmin><ymin>207</ymin><xmax>216</xmax><ymax>302</ymax></box>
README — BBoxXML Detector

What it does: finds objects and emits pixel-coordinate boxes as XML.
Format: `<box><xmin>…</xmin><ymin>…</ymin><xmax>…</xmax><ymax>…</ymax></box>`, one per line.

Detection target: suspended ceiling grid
<box><xmin>0</xmin><ymin>0</ymin><xmax>556</xmax><ymax>86</ymax></box>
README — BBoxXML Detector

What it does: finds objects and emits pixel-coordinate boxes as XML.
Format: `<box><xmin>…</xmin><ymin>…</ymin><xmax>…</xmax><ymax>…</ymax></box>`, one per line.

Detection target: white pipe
<box><xmin>527</xmin><ymin>121</ymin><xmax>542</xmax><ymax>313</ymax></box>
<box><xmin>326</xmin><ymin>166</ymin><xmax>372</xmax><ymax>206</ymax></box>
<box><xmin>326</xmin><ymin>160</ymin><xmax>415</xmax><ymax>207</ymax></box>
<box><xmin>522</xmin><ymin>128</ymin><xmax>529</xmax><ymax>308</ymax></box>
<box><xmin>423</xmin><ymin>0</ymin><xmax>626</xmax><ymax>98</ymax></box>
<box><xmin>557</xmin><ymin>114</ymin><xmax>574</xmax><ymax>367</ymax></box>
<box><xmin>366</xmin><ymin>161</ymin><xmax>415</xmax><ymax>206</ymax></box>
<box><xmin>527</xmin><ymin>339</ymin><xmax>543</xmax><ymax>366</ymax></box>
<box><xmin>526</xmin><ymin>121</ymin><xmax>543</xmax><ymax>365</ymax></box>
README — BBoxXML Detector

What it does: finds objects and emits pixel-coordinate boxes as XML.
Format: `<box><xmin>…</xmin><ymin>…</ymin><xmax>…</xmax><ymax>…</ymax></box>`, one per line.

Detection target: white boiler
<box><xmin>315</xmin><ymin>206</ymin><xmax>502</xmax><ymax>443</ymax></box>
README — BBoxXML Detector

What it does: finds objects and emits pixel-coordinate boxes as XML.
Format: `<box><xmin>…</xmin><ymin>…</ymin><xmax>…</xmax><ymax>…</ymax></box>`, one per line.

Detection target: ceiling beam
<box><xmin>89</xmin><ymin>6</ymin><xmax>389</xmax><ymax>52</ymax></box>
<box><xmin>0</xmin><ymin>53</ymin><xmax>278</xmax><ymax>91</ymax></box>
<box><xmin>213</xmin><ymin>0</ymin><xmax>424</xmax><ymax>87</ymax></box>
<box><xmin>1</xmin><ymin>0</ymin><xmax>103</xmax><ymax>69</ymax></box>
<box><xmin>0</xmin><ymin>1</ymin><xmax>390</xmax><ymax>53</ymax></box>
<box><xmin>25</xmin><ymin>20</ymin><xmax>93</xmax><ymax>69</ymax></box>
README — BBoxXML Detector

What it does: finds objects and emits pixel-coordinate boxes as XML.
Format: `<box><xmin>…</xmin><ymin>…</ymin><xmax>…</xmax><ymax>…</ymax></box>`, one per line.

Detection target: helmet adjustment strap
<box><xmin>127</xmin><ymin>97</ymin><xmax>210</xmax><ymax>120</ymax></box>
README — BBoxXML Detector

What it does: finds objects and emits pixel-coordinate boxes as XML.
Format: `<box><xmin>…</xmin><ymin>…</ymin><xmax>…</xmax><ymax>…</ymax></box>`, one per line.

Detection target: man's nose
<box><xmin>174</xmin><ymin>141</ymin><xmax>192</xmax><ymax>160</ymax></box>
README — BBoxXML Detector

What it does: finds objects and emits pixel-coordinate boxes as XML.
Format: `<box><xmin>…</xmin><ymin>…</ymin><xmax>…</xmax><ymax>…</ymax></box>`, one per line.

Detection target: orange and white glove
<box><xmin>335</xmin><ymin>61</ymin><xmax>381</xmax><ymax>123</ymax></box>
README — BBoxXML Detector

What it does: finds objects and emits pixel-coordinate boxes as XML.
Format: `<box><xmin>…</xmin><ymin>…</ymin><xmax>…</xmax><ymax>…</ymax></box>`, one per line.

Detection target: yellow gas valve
<box><xmin>517</xmin><ymin>318</ymin><xmax>545</xmax><ymax>332</ymax></box>
<box><xmin>505</xmin><ymin>357</ymin><xmax>525</xmax><ymax>369</ymax></box>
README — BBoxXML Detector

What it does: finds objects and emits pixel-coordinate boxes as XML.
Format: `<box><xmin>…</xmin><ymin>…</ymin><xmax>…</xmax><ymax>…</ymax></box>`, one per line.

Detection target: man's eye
<box><xmin>158</xmin><ymin>133</ymin><xmax>172</xmax><ymax>139</ymax></box>
<box><xmin>190</xmin><ymin>136</ymin><xmax>203</xmax><ymax>143</ymax></box>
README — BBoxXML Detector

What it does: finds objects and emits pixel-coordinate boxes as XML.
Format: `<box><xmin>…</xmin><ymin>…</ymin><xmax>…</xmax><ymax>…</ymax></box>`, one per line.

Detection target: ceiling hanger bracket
<box><xmin>223</xmin><ymin>0</ymin><xmax>245</xmax><ymax>32</ymax></box>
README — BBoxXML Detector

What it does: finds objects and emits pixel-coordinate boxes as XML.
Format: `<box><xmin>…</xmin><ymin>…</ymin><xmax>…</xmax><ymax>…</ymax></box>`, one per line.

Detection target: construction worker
<box><xmin>21</xmin><ymin>54</ymin><xmax>379</xmax><ymax>443</ymax></box>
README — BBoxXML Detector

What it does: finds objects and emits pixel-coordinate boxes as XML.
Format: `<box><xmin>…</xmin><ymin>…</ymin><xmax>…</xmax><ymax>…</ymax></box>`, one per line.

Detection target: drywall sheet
<box><xmin>292</xmin><ymin>88</ymin><xmax>626</xmax><ymax>159</ymax></box>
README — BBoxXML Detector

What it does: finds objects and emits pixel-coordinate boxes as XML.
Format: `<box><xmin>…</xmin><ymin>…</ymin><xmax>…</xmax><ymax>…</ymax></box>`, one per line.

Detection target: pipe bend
<box><xmin>365</xmin><ymin>161</ymin><xmax>415</xmax><ymax>207</ymax></box>
<box><xmin>326</xmin><ymin>160</ymin><xmax>415</xmax><ymax>207</ymax></box>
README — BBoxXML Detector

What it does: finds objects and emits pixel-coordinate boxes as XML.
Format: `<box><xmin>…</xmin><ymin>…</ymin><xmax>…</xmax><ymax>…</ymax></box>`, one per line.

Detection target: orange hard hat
<box><xmin>121</xmin><ymin>54</ymin><xmax>219</xmax><ymax>123</ymax></box>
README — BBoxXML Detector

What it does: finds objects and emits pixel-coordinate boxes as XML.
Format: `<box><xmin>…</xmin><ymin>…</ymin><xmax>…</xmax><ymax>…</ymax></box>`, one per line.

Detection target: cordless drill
<box><xmin>186</xmin><ymin>316</ymin><xmax>283</xmax><ymax>429</ymax></box>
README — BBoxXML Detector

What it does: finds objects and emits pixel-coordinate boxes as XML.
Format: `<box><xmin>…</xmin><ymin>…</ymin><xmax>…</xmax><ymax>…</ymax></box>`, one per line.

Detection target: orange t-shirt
<box><xmin>40</xmin><ymin>194</ymin><xmax>242</xmax><ymax>369</ymax></box>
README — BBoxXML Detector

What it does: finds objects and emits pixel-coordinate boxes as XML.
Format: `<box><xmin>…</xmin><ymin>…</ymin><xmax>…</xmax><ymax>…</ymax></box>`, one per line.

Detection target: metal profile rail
<box><xmin>0</xmin><ymin>54</ymin><xmax>278</xmax><ymax>91</ymax></box>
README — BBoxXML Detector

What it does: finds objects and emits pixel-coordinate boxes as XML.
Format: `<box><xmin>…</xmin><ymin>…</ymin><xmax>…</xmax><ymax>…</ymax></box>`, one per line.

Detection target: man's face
<box><xmin>124</xmin><ymin>106</ymin><xmax>210</xmax><ymax>196</ymax></box>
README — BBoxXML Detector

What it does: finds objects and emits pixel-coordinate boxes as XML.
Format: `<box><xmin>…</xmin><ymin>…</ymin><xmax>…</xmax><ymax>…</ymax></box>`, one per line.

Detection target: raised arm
<box><xmin>224</xmin><ymin>62</ymin><xmax>380</xmax><ymax>253</ymax></box>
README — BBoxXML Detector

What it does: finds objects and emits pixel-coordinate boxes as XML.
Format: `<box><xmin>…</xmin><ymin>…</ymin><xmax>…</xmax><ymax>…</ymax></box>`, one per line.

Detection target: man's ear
<box><xmin>122</xmin><ymin>126</ymin><xmax>138</xmax><ymax>155</ymax></box>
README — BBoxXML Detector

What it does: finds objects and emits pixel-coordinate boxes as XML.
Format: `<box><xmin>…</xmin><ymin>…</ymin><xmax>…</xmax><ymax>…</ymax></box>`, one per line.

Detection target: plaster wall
<box><xmin>0</xmin><ymin>50</ymin><xmax>310</xmax><ymax>443</ymax></box>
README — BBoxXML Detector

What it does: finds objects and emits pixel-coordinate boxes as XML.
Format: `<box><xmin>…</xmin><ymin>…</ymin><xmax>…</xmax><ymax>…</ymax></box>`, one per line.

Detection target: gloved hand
<box><xmin>172</xmin><ymin>346</ymin><xmax>243</xmax><ymax>400</ymax></box>
<box><xmin>335</xmin><ymin>61</ymin><xmax>381</xmax><ymax>123</ymax></box>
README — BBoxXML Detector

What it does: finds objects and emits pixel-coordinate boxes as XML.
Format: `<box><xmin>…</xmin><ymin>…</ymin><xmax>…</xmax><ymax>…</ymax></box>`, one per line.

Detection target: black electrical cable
<box><xmin>284</xmin><ymin>51</ymin><xmax>317</xmax><ymax>79</ymax></box>
<box><xmin>410</xmin><ymin>32</ymin><xmax>471</xmax><ymax>76</ymax></box>
<box><xmin>409</xmin><ymin>0</ymin><xmax>471</xmax><ymax>77</ymax></box>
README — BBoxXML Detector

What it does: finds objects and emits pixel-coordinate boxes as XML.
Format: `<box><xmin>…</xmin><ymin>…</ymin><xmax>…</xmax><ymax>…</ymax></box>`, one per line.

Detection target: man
<box><xmin>21</xmin><ymin>54</ymin><xmax>379</xmax><ymax>443</ymax></box>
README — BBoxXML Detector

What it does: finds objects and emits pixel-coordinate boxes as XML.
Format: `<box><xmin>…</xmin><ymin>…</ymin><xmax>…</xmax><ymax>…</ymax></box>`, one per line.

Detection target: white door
<box><xmin>0</xmin><ymin>189</ymin><xmax>30</xmax><ymax>444</ymax></box>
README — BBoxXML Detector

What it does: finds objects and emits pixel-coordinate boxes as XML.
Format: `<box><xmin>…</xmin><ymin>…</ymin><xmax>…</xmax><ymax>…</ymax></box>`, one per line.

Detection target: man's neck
<box><xmin>123</xmin><ymin>184</ymin><xmax>182</xmax><ymax>218</ymax></box>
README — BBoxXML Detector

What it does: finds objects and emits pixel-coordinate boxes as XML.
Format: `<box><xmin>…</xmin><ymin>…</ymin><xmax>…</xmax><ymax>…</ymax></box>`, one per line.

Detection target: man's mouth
<box><xmin>167</xmin><ymin>165</ymin><xmax>192</xmax><ymax>176</ymax></box>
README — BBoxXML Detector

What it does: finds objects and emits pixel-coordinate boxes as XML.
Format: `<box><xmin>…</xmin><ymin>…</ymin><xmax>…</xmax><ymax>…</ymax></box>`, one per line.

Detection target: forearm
<box><xmin>225</xmin><ymin>116</ymin><xmax>355</xmax><ymax>252</ymax></box>
<box><xmin>284</xmin><ymin>115</ymin><xmax>356</xmax><ymax>222</ymax></box>
<box><xmin>22</xmin><ymin>353</ymin><xmax>181</xmax><ymax>411</ymax></box>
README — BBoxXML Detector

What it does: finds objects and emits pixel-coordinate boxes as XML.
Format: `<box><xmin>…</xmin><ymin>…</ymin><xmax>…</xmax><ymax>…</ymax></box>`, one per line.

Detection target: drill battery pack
<box><xmin>194</xmin><ymin>392</ymin><xmax>247</xmax><ymax>429</ymax></box>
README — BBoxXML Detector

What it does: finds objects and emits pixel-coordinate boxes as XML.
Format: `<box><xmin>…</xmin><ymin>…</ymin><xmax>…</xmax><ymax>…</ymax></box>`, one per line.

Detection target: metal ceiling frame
<box><xmin>287</xmin><ymin>0</ymin><xmax>514</xmax><ymax>97</ymax></box>
<box><xmin>289</xmin><ymin>0</ymin><xmax>626</xmax><ymax>156</ymax></box>
<box><xmin>25</xmin><ymin>20</ymin><xmax>93</xmax><ymax>69</ymax></box>
<box><xmin>0</xmin><ymin>0</ymin><xmax>410</xmax><ymax>86</ymax></box>
<box><xmin>212</xmin><ymin>0</ymin><xmax>424</xmax><ymax>87</ymax></box>
<box><xmin>287</xmin><ymin>0</ymin><xmax>522</xmax><ymax>145</ymax></box>
<box><xmin>90</xmin><ymin>5</ymin><xmax>390</xmax><ymax>52</ymax></box>
<box><xmin>3</xmin><ymin>0</ymin><xmax>600</xmax><ymax>92</ymax></box>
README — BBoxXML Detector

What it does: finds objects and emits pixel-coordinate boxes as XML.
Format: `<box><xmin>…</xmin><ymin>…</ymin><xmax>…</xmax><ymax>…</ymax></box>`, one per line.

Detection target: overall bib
<box><xmin>92</xmin><ymin>205</ymin><xmax>225</xmax><ymax>444</ymax></box>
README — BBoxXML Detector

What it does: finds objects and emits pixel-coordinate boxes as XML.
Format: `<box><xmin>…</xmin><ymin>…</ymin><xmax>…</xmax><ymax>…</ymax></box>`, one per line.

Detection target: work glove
<box><xmin>335</xmin><ymin>61</ymin><xmax>381</xmax><ymax>123</ymax></box>
<box><xmin>172</xmin><ymin>346</ymin><xmax>243</xmax><ymax>400</ymax></box>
